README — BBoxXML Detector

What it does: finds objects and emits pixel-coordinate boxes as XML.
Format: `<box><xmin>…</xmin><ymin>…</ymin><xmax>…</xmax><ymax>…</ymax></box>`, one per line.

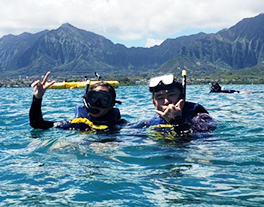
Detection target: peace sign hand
<box><xmin>31</xmin><ymin>71</ymin><xmax>55</xmax><ymax>99</ymax></box>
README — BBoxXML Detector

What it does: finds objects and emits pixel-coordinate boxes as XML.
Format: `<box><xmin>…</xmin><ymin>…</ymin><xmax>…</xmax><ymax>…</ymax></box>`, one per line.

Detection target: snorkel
<box><xmin>182</xmin><ymin>69</ymin><xmax>187</xmax><ymax>101</ymax></box>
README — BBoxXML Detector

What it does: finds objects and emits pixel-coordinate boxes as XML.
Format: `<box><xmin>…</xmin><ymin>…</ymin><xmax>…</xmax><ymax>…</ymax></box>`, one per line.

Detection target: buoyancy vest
<box><xmin>58</xmin><ymin>105</ymin><xmax>123</xmax><ymax>131</ymax></box>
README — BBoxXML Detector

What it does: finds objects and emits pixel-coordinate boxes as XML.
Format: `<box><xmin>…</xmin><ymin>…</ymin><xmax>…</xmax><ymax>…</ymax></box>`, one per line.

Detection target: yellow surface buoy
<box><xmin>48</xmin><ymin>80</ymin><xmax>119</xmax><ymax>89</ymax></box>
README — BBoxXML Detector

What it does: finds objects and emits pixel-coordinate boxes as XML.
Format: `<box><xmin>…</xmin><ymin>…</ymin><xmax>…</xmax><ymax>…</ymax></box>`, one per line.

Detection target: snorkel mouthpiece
<box><xmin>83</xmin><ymin>102</ymin><xmax>101</xmax><ymax>114</ymax></box>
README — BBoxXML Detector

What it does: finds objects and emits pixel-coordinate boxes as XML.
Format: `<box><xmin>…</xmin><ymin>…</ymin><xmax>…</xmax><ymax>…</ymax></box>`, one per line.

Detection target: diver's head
<box><xmin>149</xmin><ymin>74</ymin><xmax>183</xmax><ymax>111</ymax></box>
<box><xmin>211</xmin><ymin>82</ymin><xmax>221</xmax><ymax>92</ymax></box>
<box><xmin>83</xmin><ymin>81</ymin><xmax>120</xmax><ymax>117</ymax></box>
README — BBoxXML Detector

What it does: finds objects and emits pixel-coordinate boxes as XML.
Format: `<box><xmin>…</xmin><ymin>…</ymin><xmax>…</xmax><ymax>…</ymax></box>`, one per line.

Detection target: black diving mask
<box><xmin>85</xmin><ymin>91</ymin><xmax>113</xmax><ymax>108</ymax></box>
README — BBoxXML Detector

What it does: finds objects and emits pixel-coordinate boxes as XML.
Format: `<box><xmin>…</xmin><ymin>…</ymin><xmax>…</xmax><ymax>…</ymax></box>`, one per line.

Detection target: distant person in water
<box><xmin>210</xmin><ymin>82</ymin><xmax>251</xmax><ymax>94</ymax></box>
<box><xmin>83</xmin><ymin>75</ymin><xmax>88</xmax><ymax>81</ymax></box>
<box><xmin>95</xmin><ymin>72</ymin><xmax>102</xmax><ymax>80</ymax></box>
<box><xmin>136</xmin><ymin>74</ymin><xmax>217</xmax><ymax>136</ymax></box>
<box><xmin>29</xmin><ymin>71</ymin><xmax>126</xmax><ymax>131</ymax></box>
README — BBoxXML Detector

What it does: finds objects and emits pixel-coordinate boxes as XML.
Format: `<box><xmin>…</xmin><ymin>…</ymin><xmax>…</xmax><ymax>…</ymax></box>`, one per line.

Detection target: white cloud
<box><xmin>0</xmin><ymin>0</ymin><xmax>263</xmax><ymax>47</ymax></box>
<box><xmin>145</xmin><ymin>38</ymin><xmax>164</xmax><ymax>48</ymax></box>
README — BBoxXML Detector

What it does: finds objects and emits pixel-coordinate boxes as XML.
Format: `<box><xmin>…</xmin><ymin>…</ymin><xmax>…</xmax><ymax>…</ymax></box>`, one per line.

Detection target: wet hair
<box><xmin>90</xmin><ymin>81</ymin><xmax>116</xmax><ymax>104</ymax></box>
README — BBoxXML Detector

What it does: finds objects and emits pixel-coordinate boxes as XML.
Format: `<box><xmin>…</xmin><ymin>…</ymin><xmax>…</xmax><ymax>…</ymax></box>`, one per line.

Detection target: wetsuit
<box><xmin>210</xmin><ymin>87</ymin><xmax>240</xmax><ymax>93</ymax></box>
<box><xmin>136</xmin><ymin>101</ymin><xmax>216</xmax><ymax>134</ymax></box>
<box><xmin>29</xmin><ymin>96</ymin><xmax>126</xmax><ymax>130</ymax></box>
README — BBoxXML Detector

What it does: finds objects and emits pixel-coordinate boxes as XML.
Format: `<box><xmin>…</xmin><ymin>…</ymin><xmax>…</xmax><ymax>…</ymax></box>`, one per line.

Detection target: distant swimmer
<box><xmin>95</xmin><ymin>72</ymin><xmax>102</xmax><ymax>80</ymax></box>
<box><xmin>210</xmin><ymin>82</ymin><xmax>251</xmax><ymax>94</ymax></box>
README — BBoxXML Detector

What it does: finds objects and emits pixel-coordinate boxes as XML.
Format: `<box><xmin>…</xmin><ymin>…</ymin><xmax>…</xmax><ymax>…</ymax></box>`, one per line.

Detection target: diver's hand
<box><xmin>155</xmin><ymin>99</ymin><xmax>184</xmax><ymax>123</ymax></box>
<box><xmin>31</xmin><ymin>71</ymin><xmax>55</xmax><ymax>99</ymax></box>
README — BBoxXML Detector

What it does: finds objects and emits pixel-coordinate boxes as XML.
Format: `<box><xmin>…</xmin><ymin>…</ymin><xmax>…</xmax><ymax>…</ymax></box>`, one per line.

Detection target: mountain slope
<box><xmin>158</xmin><ymin>13</ymin><xmax>264</xmax><ymax>75</ymax></box>
<box><xmin>0</xmin><ymin>14</ymin><xmax>264</xmax><ymax>79</ymax></box>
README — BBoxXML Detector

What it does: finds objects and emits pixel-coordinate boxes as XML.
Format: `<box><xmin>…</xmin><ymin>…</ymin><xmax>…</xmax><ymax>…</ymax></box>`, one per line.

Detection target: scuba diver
<box><xmin>210</xmin><ymin>82</ymin><xmax>251</xmax><ymax>94</ymax></box>
<box><xmin>29</xmin><ymin>71</ymin><xmax>126</xmax><ymax>131</ymax></box>
<box><xmin>136</xmin><ymin>73</ymin><xmax>217</xmax><ymax>136</ymax></box>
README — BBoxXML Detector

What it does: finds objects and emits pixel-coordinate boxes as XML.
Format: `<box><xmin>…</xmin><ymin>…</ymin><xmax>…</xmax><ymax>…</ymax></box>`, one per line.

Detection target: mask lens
<box><xmin>162</xmin><ymin>74</ymin><xmax>174</xmax><ymax>85</ymax></box>
<box><xmin>149</xmin><ymin>74</ymin><xmax>174</xmax><ymax>87</ymax></box>
<box><xmin>100</xmin><ymin>96</ymin><xmax>109</xmax><ymax>106</ymax></box>
<box><xmin>89</xmin><ymin>93</ymin><xmax>99</xmax><ymax>103</ymax></box>
<box><xmin>149</xmin><ymin>76</ymin><xmax>161</xmax><ymax>87</ymax></box>
<box><xmin>87</xmin><ymin>91</ymin><xmax>112</xmax><ymax>108</ymax></box>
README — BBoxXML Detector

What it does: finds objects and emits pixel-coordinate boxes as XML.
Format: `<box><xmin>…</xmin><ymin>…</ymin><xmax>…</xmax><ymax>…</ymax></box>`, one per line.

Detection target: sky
<box><xmin>0</xmin><ymin>0</ymin><xmax>263</xmax><ymax>48</ymax></box>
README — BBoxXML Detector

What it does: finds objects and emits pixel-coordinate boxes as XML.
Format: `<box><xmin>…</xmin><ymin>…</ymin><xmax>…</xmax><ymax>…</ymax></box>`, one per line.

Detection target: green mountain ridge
<box><xmin>0</xmin><ymin>14</ymin><xmax>264</xmax><ymax>81</ymax></box>
<box><xmin>157</xmin><ymin>14</ymin><xmax>264</xmax><ymax>77</ymax></box>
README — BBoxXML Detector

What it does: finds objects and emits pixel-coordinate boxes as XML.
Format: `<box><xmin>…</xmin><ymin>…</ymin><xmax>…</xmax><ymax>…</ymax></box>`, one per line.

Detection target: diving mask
<box><xmin>149</xmin><ymin>74</ymin><xmax>182</xmax><ymax>93</ymax></box>
<box><xmin>85</xmin><ymin>91</ymin><xmax>113</xmax><ymax>109</ymax></box>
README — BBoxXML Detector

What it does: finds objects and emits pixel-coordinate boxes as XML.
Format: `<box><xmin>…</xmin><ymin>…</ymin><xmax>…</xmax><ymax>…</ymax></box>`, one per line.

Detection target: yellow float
<box><xmin>48</xmin><ymin>80</ymin><xmax>119</xmax><ymax>89</ymax></box>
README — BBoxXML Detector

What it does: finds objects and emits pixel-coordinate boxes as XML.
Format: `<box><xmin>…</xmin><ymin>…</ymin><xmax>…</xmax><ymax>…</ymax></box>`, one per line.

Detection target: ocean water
<box><xmin>0</xmin><ymin>84</ymin><xmax>264</xmax><ymax>206</ymax></box>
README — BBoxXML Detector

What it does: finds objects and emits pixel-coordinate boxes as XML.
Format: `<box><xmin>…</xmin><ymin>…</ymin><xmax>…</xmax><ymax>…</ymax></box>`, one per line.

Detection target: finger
<box><xmin>176</xmin><ymin>99</ymin><xmax>184</xmax><ymax>110</ymax></box>
<box><xmin>156</xmin><ymin>108</ymin><xmax>174</xmax><ymax>123</ymax></box>
<box><xmin>168</xmin><ymin>104</ymin><xmax>177</xmax><ymax>110</ymax></box>
<box><xmin>42</xmin><ymin>71</ymin><xmax>51</xmax><ymax>85</ymax></box>
<box><xmin>44</xmin><ymin>80</ymin><xmax>56</xmax><ymax>89</ymax></box>
<box><xmin>155</xmin><ymin>109</ymin><xmax>164</xmax><ymax>117</ymax></box>
<box><xmin>31</xmin><ymin>80</ymin><xmax>40</xmax><ymax>87</ymax></box>
<box><xmin>160</xmin><ymin>104</ymin><xmax>175</xmax><ymax>112</ymax></box>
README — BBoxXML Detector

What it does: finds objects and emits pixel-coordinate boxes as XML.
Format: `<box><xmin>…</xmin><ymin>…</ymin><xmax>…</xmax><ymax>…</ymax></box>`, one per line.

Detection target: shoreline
<box><xmin>0</xmin><ymin>79</ymin><xmax>33</xmax><ymax>88</ymax></box>
<box><xmin>1</xmin><ymin>78</ymin><xmax>264</xmax><ymax>88</ymax></box>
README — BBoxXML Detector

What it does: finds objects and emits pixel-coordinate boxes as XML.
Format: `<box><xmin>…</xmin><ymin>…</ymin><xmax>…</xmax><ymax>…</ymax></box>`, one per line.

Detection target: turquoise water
<box><xmin>0</xmin><ymin>85</ymin><xmax>264</xmax><ymax>206</ymax></box>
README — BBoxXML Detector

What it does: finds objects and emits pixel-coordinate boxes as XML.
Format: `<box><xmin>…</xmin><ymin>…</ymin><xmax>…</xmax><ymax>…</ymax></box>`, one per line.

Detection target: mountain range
<box><xmin>0</xmin><ymin>13</ymin><xmax>264</xmax><ymax>80</ymax></box>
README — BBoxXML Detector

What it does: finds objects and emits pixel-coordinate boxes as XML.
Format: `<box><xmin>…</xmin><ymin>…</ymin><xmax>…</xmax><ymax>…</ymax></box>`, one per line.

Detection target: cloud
<box><xmin>0</xmin><ymin>0</ymin><xmax>263</xmax><ymax>47</ymax></box>
<box><xmin>145</xmin><ymin>38</ymin><xmax>164</xmax><ymax>48</ymax></box>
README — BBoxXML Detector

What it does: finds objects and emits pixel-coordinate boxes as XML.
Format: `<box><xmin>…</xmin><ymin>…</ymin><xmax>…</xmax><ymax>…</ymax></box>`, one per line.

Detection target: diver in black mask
<box><xmin>73</xmin><ymin>80</ymin><xmax>125</xmax><ymax>129</ymax></box>
<box><xmin>29</xmin><ymin>71</ymin><xmax>126</xmax><ymax>131</ymax></box>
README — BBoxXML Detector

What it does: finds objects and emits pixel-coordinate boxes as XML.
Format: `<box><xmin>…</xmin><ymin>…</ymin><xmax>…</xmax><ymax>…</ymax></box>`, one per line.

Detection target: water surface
<box><xmin>0</xmin><ymin>84</ymin><xmax>264</xmax><ymax>206</ymax></box>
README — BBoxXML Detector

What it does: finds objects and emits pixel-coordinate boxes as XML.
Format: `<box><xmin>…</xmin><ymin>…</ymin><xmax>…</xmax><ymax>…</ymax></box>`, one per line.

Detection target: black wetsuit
<box><xmin>210</xmin><ymin>87</ymin><xmax>240</xmax><ymax>93</ymax></box>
